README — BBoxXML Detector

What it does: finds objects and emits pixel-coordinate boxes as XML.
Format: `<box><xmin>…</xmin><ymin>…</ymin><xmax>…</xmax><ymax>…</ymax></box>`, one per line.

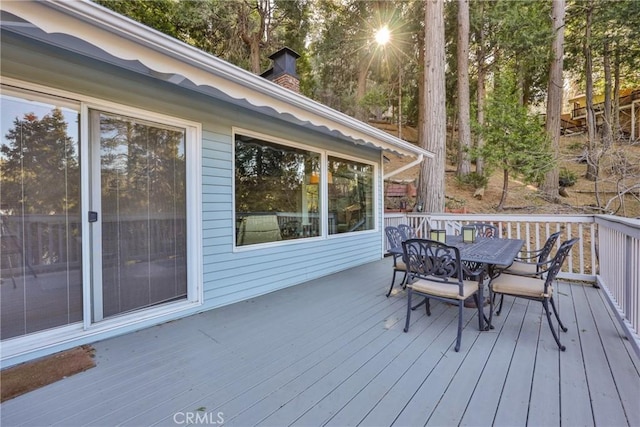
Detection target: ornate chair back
<box><xmin>385</xmin><ymin>226</ymin><xmax>403</xmax><ymax>252</ymax></box>
<box><xmin>468</xmin><ymin>222</ymin><xmax>499</xmax><ymax>238</ymax></box>
<box><xmin>398</xmin><ymin>224</ymin><xmax>417</xmax><ymax>241</ymax></box>
<box><xmin>537</xmin><ymin>231</ymin><xmax>563</xmax><ymax>264</ymax></box>
<box><xmin>542</xmin><ymin>237</ymin><xmax>580</xmax><ymax>291</ymax></box>
<box><xmin>402</xmin><ymin>239</ymin><xmax>464</xmax><ymax>290</ymax></box>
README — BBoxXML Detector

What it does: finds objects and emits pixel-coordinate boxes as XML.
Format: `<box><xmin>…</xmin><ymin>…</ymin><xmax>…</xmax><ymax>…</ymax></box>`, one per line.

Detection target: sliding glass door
<box><xmin>2</xmin><ymin>85</ymin><xmax>197</xmax><ymax>342</ymax></box>
<box><xmin>91</xmin><ymin>110</ymin><xmax>187</xmax><ymax>320</ymax></box>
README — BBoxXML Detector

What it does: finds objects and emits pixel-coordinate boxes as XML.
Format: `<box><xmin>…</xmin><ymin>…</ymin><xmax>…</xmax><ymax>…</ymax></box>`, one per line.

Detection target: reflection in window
<box><xmin>97</xmin><ymin>111</ymin><xmax>187</xmax><ymax>318</ymax></box>
<box><xmin>0</xmin><ymin>92</ymin><xmax>82</xmax><ymax>339</ymax></box>
<box><xmin>235</xmin><ymin>134</ymin><xmax>321</xmax><ymax>246</ymax></box>
<box><xmin>328</xmin><ymin>156</ymin><xmax>374</xmax><ymax>234</ymax></box>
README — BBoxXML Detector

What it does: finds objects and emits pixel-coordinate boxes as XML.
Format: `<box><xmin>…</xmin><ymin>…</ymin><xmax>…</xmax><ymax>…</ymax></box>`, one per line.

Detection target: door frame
<box><xmin>80</xmin><ymin>99</ymin><xmax>203</xmax><ymax>329</ymax></box>
<box><xmin>1</xmin><ymin>78</ymin><xmax>203</xmax><ymax>364</ymax></box>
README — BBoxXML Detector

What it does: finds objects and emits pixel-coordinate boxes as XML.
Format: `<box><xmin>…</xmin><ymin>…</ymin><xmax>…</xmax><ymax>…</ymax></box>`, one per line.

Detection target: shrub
<box><xmin>559</xmin><ymin>168</ymin><xmax>577</xmax><ymax>187</ymax></box>
<box><xmin>456</xmin><ymin>172</ymin><xmax>488</xmax><ymax>189</ymax></box>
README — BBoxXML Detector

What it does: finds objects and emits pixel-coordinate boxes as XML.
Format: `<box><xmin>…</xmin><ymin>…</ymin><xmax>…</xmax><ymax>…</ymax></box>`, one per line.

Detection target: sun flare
<box><xmin>375</xmin><ymin>26</ymin><xmax>391</xmax><ymax>46</ymax></box>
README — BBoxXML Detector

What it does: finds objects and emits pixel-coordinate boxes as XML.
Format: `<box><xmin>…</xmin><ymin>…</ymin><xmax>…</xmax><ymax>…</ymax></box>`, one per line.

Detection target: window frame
<box><xmin>325</xmin><ymin>150</ymin><xmax>378</xmax><ymax>239</ymax></box>
<box><xmin>232</xmin><ymin>128</ymin><xmax>325</xmax><ymax>251</ymax></box>
<box><xmin>232</xmin><ymin>127</ymin><xmax>379</xmax><ymax>251</ymax></box>
<box><xmin>81</xmin><ymin>99</ymin><xmax>203</xmax><ymax>328</ymax></box>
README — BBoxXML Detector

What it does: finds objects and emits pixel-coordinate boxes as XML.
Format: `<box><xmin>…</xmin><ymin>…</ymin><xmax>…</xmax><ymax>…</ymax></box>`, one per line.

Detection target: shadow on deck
<box><xmin>1</xmin><ymin>258</ymin><xmax>639</xmax><ymax>426</ymax></box>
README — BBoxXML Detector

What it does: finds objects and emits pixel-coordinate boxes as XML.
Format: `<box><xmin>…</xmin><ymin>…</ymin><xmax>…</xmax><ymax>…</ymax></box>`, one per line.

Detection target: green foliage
<box><xmin>310</xmin><ymin>0</ymin><xmax>418</xmax><ymax>119</ymax></box>
<box><xmin>94</xmin><ymin>0</ymin><xmax>180</xmax><ymax>38</ymax></box>
<box><xmin>93</xmin><ymin>0</ymin><xmax>640</xmax><ymax>161</ymax></box>
<box><xmin>565</xmin><ymin>0</ymin><xmax>640</xmax><ymax>92</ymax></box>
<box><xmin>468</xmin><ymin>1</ymin><xmax>553</xmax><ymax>106</ymax></box>
<box><xmin>473</xmin><ymin>71</ymin><xmax>554</xmax><ymax>186</ymax></box>
<box><xmin>95</xmin><ymin>0</ymin><xmax>311</xmax><ymax>83</ymax></box>
<box><xmin>1</xmin><ymin>108</ymin><xmax>79</xmax><ymax>214</ymax></box>
<box><xmin>360</xmin><ymin>84</ymin><xmax>388</xmax><ymax>120</ymax></box>
<box><xmin>559</xmin><ymin>168</ymin><xmax>578</xmax><ymax>187</ymax></box>
<box><xmin>455</xmin><ymin>172</ymin><xmax>488</xmax><ymax>190</ymax></box>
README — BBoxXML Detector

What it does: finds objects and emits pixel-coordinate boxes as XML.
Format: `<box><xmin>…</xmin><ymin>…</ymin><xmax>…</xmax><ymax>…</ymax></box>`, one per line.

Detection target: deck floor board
<box><xmin>573</xmin><ymin>281</ymin><xmax>629</xmax><ymax>427</ymax></box>
<box><xmin>1</xmin><ymin>258</ymin><xmax>639</xmax><ymax>427</ymax></box>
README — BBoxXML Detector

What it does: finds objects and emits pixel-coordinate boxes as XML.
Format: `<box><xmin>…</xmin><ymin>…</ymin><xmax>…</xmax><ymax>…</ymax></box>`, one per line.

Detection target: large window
<box><xmin>328</xmin><ymin>156</ymin><xmax>374</xmax><ymax>234</ymax></box>
<box><xmin>235</xmin><ymin>133</ymin><xmax>321</xmax><ymax>246</ymax></box>
<box><xmin>234</xmin><ymin>131</ymin><xmax>376</xmax><ymax>246</ymax></box>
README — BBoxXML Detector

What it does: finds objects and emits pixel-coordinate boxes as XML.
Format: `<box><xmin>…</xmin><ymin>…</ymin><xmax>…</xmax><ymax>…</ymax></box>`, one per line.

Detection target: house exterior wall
<box><xmin>1</xmin><ymin>32</ymin><xmax>384</xmax><ymax>366</ymax></box>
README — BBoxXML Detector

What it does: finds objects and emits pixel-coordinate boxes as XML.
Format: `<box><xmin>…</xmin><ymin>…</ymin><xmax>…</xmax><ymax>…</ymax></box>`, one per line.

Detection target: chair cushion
<box><xmin>504</xmin><ymin>261</ymin><xmax>539</xmax><ymax>277</ymax></box>
<box><xmin>394</xmin><ymin>260</ymin><xmax>407</xmax><ymax>271</ymax></box>
<box><xmin>491</xmin><ymin>274</ymin><xmax>552</xmax><ymax>299</ymax></box>
<box><xmin>409</xmin><ymin>278</ymin><xmax>478</xmax><ymax>300</ymax></box>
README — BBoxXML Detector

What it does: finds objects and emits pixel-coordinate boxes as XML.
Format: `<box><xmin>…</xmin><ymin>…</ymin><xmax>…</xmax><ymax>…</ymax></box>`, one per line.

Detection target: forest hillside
<box><xmin>380</xmin><ymin>123</ymin><xmax>640</xmax><ymax>218</ymax></box>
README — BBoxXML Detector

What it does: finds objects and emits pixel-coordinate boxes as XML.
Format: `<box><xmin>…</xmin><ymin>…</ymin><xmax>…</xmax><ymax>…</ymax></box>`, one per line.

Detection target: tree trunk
<box><xmin>602</xmin><ymin>39</ymin><xmax>613</xmax><ymax>149</ymax></box>
<box><xmin>237</xmin><ymin>0</ymin><xmax>266</xmax><ymax>74</ymax></box>
<box><xmin>415</xmin><ymin>28</ymin><xmax>425</xmax><ymax>213</ymax></box>
<box><xmin>613</xmin><ymin>47</ymin><xmax>621</xmax><ymax>140</ymax></box>
<box><xmin>418</xmin><ymin>0</ymin><xmax>446</xmax><ymax>213</ymax></box>
<box><xmin>456</xmin><ymin>0</ymin><xmax>471</xmax><ymax>177</ymax></box>
<box><xmin>355</xmin><ymin>57</ymin><xmax>369</xmax><ymax>121</ymax></box>
<box><xmin>475</xmin><ymin>3</ymin><xmax>486</xmax><ymax>176</ymax></box>
<box><xmin>497</xmin><ymin>168</ymin><xmax>509</xmax><ymax>210</ymax></box>
<box><xmin>584</xmin><ymin>1</ymin><xmax>599</xmax><ymax>181</ymax></box>
<box><xmin>249</xmin><ymin>39</ymin><xmax>262</xmax><ymax>74</ymax></box>
<box><xmin>417</xmin><ymin>23</ymin><xmax>425</xmax><ymax>148</ymax></box>
<box><xmin>541</xmin><ymin>0</ymin><xmax>565</xmax><ymax>201</ymax></box>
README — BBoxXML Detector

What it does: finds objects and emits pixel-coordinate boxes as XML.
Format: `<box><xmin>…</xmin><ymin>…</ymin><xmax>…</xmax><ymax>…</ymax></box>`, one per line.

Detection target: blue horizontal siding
<box><xmin>201</xmin><ymin>176</ymin><xmax>232</xmax><ymax>188</ymax></box>
<box><xmin>0</xmin><ymin>33</ymin><xmax>386</xmax><ymax>366</ymax></box>
<box><xmin>197</xmin><ymin>108</ymin><xmax>384</xmax><ymax>309</ymax></box>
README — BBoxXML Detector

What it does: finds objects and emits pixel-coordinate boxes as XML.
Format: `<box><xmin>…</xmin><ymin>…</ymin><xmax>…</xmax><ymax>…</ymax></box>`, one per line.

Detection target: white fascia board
<box><xmin>2</xmin><ymin>0</ymin><xmax>433</xmax><ymax>160</ymax></box>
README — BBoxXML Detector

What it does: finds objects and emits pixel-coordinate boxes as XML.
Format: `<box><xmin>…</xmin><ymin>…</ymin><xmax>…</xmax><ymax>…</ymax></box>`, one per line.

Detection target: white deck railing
<box><xmin>384</xmin><ymin>212</ymin><xmax>640</xmax><ymax>357</ymax></box>
<box><xmin>595</xmin><ymin>215</ymin><xmax>640</xmax><ymax>357</ymax></box>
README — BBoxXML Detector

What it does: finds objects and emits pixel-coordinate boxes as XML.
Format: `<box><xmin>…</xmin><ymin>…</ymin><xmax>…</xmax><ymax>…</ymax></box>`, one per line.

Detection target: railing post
<box><xmin>625</xmin><ymin>234</ymin><xmax>632</xmax><ymax>328</ymax></box>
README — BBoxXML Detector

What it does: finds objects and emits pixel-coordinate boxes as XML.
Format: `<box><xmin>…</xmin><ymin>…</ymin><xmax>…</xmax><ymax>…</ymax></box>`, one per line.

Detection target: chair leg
<box><xmin>425</xmin><ymin>298</ymin><xmax>431</xmax><ymax>316</ymax></box>
<box><xmin>543</xmin><ymin>300</ymin><xmax>566</xmax><ymax>351</ymax></box>
<box><xmin>549</xmin><ymin>296</ymin><xmax>568</xmax><ymax>332</ymax></box>
<box><xmin>400</xmin><ymin>271</ymin><xmax>408</xmax><ymax>289</ymax></box>
<box><xmin>386</xmin><ymin>270</ymin><xmax>398</xmax><ymax>297</ymax></box>
<box><xmin>455</xmin><ymin>302</ymin><xmax>463</xmax><ymax>352</ymax></box>
<box><xmin>496</xmin><ymin>294</ymin><xmax>505</xmax><ymax>316</ymax></box>
<box><xmin>411</xmin><ymin>297</ymin><xmax>427</xmax><ymax>312</ymax></box>
<box><xmin>404</xmin><ymin>289</ymin><xmax>412</xmax><ymax>333</ymax></box>
<box><xmin>488</xmin><ymin>290</ymin><xmax>494</xmax><ymax>330</ymax></box>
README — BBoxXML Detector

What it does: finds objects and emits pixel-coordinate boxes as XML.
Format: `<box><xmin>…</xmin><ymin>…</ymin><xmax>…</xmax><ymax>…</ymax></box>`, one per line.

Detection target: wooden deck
<box><xmin>2</xmin><ymin>257</ymin><xmax>639</xmax><ymax>426</ymax></box>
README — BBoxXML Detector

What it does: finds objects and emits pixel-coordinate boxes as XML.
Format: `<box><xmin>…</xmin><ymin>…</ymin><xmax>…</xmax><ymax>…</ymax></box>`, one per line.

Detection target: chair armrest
<box><xmin>509</xmin><ymin>257</ymin><xmax>554</xmax><ymax>276</ymax></box>
<box><xmin>515</xmin><ymin>257</ymin><xmax>553</xmax><ymax>268</ymax></box>
<box><xmin>518</xmin><ymin>247</ymin><xmax>544</xmax><ymax>255</ymax></box>
<box><xmin>461</xmin><ymin>261</ymin><xmax>484</xmax><ymax>278</ymax></box>
<box><xmin>514</xmin><ymin>252</ymin><xmax>540</xmax><ymax>261</ymax></box>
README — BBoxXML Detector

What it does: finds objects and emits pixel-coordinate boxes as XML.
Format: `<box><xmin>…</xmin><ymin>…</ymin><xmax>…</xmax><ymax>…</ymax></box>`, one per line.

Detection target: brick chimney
<box><xmin>261</xmin><ymin>47</ymin><xmax>300</xmax><ymax>93</ymax></box>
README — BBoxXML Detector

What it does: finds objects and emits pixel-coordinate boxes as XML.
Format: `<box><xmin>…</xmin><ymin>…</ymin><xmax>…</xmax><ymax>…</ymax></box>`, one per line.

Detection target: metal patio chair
<box><xmin>385</xmin><ymin>226</ymin><xmax>407</xmax><ymax>297</ymax></box>
<box><xmin>494</xmin><ymin>231</ymin><xmax>563</xmax><ymax>314</ymax></box>
<box><xmin>398</xmin><ymin>224</ymin><xmax>417</xmax><ymax>241</ymax></box>
<box><xmin>467</xmin><ymin>222</ymin><xmax>499</xmax><ymax>238</ymax></box>
<box><xmin>488</xmin><ymin>237</ymin><xmax>580</xmax><ymax>351</ymax></box>
<box><xmin>503</xmin><ymin>231</ymin><xmax>563</xmax><ymax>277</ymax></box>
<box><xmin>402</xmin><ymin>238</ymin><xmax>484</xmax><ymax>352</ymax></box>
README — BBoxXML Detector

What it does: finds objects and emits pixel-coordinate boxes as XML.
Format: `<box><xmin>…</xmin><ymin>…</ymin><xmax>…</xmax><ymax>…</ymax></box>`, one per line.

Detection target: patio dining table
<box><xmin>392</xmin><ymin>235</ymin><xmax>525</xmax><ymax>331</ymax></box>
<box><xmin>447</xmin><ymin>235</ymin><xmax>524</xmax><ymax>330</ymax></box>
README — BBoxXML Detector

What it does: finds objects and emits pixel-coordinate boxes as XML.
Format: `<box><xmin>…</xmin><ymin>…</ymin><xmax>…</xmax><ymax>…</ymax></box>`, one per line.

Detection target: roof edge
<box><xmin>3</xmin><ymin>0</ymin><xmax>433</xmax><ymax>159</ymax></box>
